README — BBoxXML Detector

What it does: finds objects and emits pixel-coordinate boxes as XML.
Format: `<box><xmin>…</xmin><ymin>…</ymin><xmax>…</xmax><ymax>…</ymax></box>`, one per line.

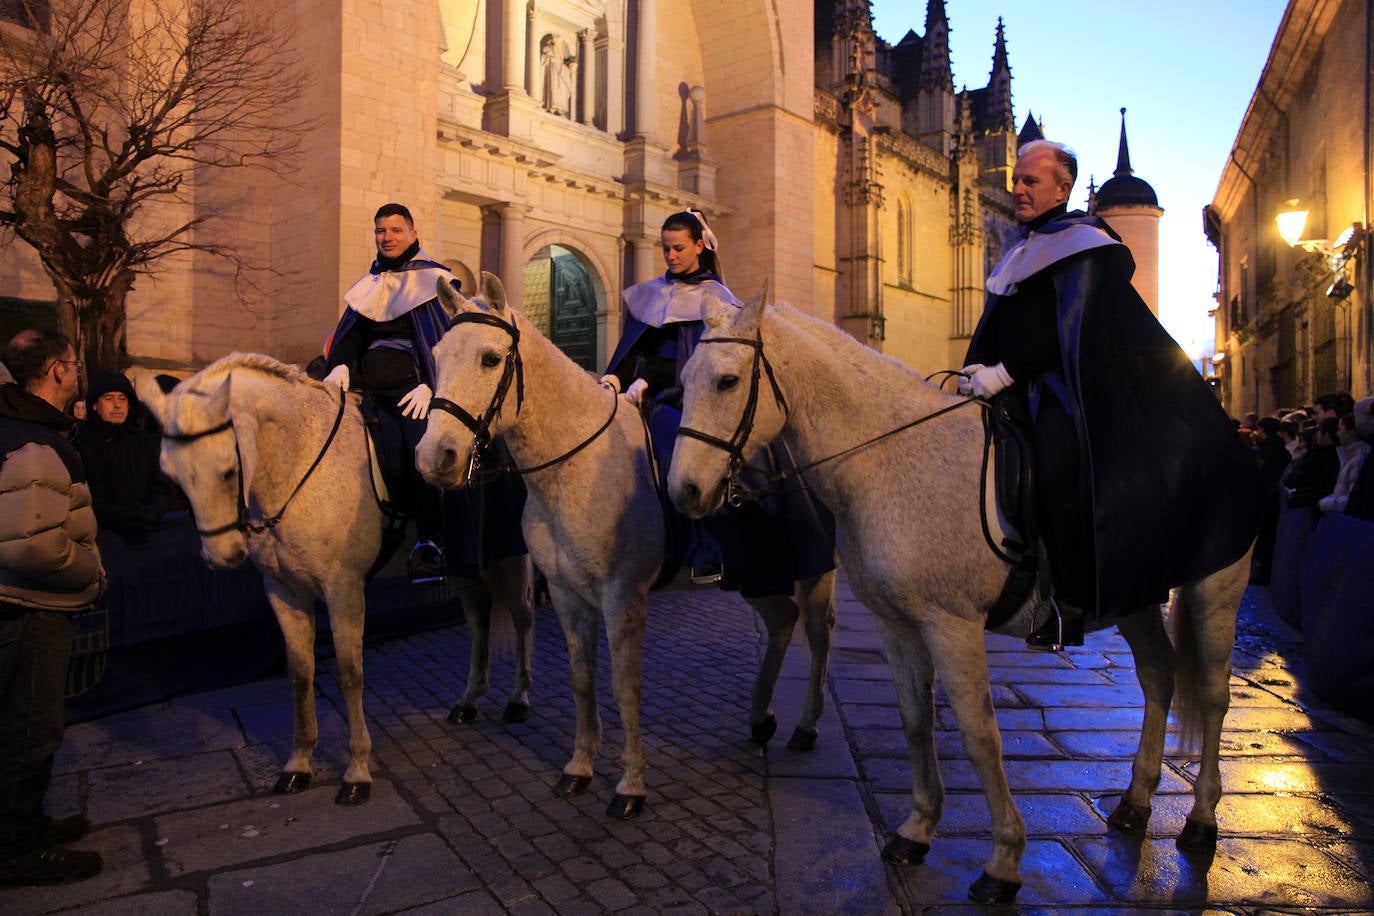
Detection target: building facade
<box><xmin>0</xmin><ymin>1</ymin><xmax>1069</xmax><ymax>378</ymax></box>
<box><xmin>1206</xmin><ymin>0</ymin><xmax>1373</xmax><ymax>416</ymax></box>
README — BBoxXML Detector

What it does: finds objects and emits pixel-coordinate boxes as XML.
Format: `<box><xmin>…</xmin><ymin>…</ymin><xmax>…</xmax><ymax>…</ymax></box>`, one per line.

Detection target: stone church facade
<box><xmin>1</xmin><ymin>0</ymin><xmax>1035</xmax><ymax>377</ymax></box>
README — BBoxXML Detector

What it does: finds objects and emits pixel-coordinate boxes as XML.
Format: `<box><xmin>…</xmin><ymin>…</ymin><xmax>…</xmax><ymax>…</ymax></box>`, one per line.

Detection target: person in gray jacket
<box><xmin>0</xmin><ymin>329</ymin><xmax>106</xmax><ymax>887</ymax></box>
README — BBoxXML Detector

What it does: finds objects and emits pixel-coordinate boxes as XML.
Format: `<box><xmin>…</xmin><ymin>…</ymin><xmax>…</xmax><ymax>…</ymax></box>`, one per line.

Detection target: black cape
<box><xmin>968</xmin><ymin>212</ymin><xmax>1260</xmax><ymax>616</ymax></box>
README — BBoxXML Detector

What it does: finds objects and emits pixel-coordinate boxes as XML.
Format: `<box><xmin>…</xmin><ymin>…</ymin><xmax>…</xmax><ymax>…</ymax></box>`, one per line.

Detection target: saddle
<box><xmin>982</xmin><ymin>391</ymin><xmax>1050</xmax><ymax>630</ymax></box>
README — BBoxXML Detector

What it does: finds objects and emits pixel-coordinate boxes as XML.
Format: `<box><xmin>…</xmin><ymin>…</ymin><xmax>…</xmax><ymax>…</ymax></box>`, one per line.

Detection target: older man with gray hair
<box><xmin>961</xmin><ymin>140</ymin><xmax>1260</xmax><ymax>649</ymax></box>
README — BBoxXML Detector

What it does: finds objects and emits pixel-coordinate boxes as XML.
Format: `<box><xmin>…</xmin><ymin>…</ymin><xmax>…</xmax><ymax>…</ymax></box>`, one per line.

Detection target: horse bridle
<box><xmin>428</xmin><ymin>312</ymin><xmax>524</xmax><ymax>481</ymax></box>
<box><xmin>675</xmin><ymin>332</ymin><xmax>789</xmax><ymax>507</ymax></box>
<box><xmin>427</xmin><ymin>311</ymin><xmax>620</xmax><ymax>478</ymax></box>
<box><xmin>162</xmin><ymin>385</ymin><xmax>348</xmax><ymax>537</ymax></box>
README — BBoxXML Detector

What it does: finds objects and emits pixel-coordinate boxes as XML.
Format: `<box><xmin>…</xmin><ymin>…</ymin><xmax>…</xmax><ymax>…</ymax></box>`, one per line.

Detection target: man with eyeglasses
<box><xmin>0</xmin><ymin>329</ymin><xmax>106</xmax><ymax>886</ymax></box>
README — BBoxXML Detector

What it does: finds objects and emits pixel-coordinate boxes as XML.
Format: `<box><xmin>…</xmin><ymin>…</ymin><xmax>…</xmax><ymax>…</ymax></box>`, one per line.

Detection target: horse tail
<box><xmin>479</xmin><ymin>566</ymin><xmax>520</xmax><ymax>659</ymax></box>
<box><xmin>1169</xmin><ymin>587</ymin><xmax>1203</xmax><ymax>755</ymax></box>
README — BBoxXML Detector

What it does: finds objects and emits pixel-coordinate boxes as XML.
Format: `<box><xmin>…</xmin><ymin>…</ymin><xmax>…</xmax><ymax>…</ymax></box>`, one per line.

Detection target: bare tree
<box><xmin>0</xmin><ymin>0</ymin><xmax>306</xmax><ymax>370</ymax></box>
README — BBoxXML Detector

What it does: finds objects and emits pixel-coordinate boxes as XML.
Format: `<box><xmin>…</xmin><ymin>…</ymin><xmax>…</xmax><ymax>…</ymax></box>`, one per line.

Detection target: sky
<box><xmin>868</xmin><ymin>0</ymin><xmax>1291</xmax><ymax>358</ymax></box>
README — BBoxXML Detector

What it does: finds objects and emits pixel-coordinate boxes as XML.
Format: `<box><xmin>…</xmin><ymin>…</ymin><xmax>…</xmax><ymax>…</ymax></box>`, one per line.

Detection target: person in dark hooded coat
<box><xmin>962</xmin><ymin>140</ymin><xmax>1260</xmax><ymax>648</ymax></box>
<box><xmin>74</xmin><ymin>371</ymin><xmax>176</xmax><ymax>541</ymax></box>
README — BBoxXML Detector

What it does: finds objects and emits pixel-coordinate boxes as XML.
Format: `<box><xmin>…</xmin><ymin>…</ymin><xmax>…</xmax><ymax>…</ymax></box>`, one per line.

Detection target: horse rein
<box><xmin>676</xmin><ymin>332</ymin><xmax>790</xmax><ymax>507</ymax></box>
<box><xmin>678</xmin><ymin>332</ymin><xmax>992</xmax><ymax>510</ymax></box>
<box><xmin>427</xmin><ymin>311</ymin><xmax>620</xmax><ymax>479</ymax></box>
<box><xmin>162</xmin><ymin>384</ymin><xmax>348</xmax><ymax>537</ymax></box>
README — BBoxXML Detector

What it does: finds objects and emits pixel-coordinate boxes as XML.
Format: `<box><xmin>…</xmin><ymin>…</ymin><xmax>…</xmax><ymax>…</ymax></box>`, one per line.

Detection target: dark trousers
<box><xmin>1032</xmin><ymin>395</ymin><xmax>1097</xmax><ymax>611</ymax></box>
<box><xmin>368</xmin><ymin>389</ymin><xmax>444</xmax><ymax>546</ymax></box>
<box><xmin>0</xmin><ymin>602</ymin><xmax>72</xmax><ymax>861</ymax></box>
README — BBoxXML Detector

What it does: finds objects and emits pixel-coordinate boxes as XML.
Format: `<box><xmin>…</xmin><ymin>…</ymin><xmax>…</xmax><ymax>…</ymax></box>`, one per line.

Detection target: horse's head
<box><xmin>417</xmin><ymin>271</ymin><xmax>521</xmax><ymax>488</ymax></box>
<box><xmin>669</xmin><ymin>282</ymin><xmax>787</xmax><ymax>519</ymax></box>
<box><xmin>133</xmin><ymin>367</ymin><xmax>253</xmax><ymax>568</ymax></box>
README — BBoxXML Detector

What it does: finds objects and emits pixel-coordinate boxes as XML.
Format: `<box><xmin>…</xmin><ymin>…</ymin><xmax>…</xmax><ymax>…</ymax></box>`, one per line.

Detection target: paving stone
<box><xmin>1076</xmin><ymin>835</ymin><xmax>1374</xmax><ymax>909</ymax></box>
<box><xmin>155</xmin><ymin>780</ymin><xmax>419</xmax><ymax>876</ymax></box>
<box><xmin>56</xmin><ymin>704</ymin><xmax>245</xmax><ymax>774</ymax></box>
<box><xmin>87</xmin><ymin>750</ymin><xmax>249</xmax><ymax>822</ymax></box>
<box><xmin>771</xmin><ymin>776</ymin><xmax>888</xmax><ymax>914</ymax></box>
<box><xmin>875</xmin><ymin>790</ymin><xmax>1108</xmax><ymax>838</ymax></box>
<box><xmin>27</xmin><ymin>890</ymin><xmax>198</xmax><ymax>916</ymax></box>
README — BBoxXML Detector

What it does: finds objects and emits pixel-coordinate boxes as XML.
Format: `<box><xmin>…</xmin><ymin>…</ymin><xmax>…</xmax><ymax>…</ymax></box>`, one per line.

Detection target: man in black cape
<box><xmin>962</xmin><ymin>140</ymin><xmax>1259</xmax><ymax>648</ymax></box>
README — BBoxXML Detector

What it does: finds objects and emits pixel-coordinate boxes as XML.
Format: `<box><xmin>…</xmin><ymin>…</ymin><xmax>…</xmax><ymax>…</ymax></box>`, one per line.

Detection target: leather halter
<box><xmin>675</xmin><ymin>332</ymin><xmax>789</xmax><ymax>506</ymax></box>
<box><xmin>427</xmin><ymin>311</ymin><xmax>524</xmax><ymax>479</ymax></box>
<box><xmin>428</xmin><ymin>309</ymin><xmax>623</xmax><ymax>479</ymax></box>
<box><xmin>162</xmin><ymin>385</ymin><xmax>348</xmax><ymax>537</ymax></box>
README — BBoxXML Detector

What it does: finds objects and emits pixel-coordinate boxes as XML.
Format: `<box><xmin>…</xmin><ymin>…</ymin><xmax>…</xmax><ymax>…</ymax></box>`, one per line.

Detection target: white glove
<box><xmin>957</xmin><ymin>364</ymin><xmax>985</xmax><ymax>396</ymax></box>
<box><xmin>624</xmin><ymin>378</ymin><xmax>649</xmax><ymax>406</ymax></box>
<box><xmin>398</xmin><ymin>383</ymin><xmax>433</xmax><ymax>420</ymax></box>
<box><xmin>968</xmin><ymin>363</ymin><xmax>1014</xmax><ymax>399</ymax></box>
<box><xmin>599</xmin><ymin>374</ymin><xmax>621</xmax><ymax>393</ymax></box>
<box><xmin>323</xmin><ymin>364</ymin><xmax>350</xmax><ymax>389</ymax></box>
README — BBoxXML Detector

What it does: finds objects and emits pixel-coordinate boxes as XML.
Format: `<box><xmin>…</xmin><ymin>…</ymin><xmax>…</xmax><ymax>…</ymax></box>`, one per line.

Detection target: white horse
<box><xmin>415</xmin><ymin>273</ymin><xmax>836</xmax><ymax>818</ymax></box>
<box><xmin>133</xmin><ymin>355</ymin><xmax>534</xmax><ymax>805</ymax></box>
<box><xmin>667</xmin><ymin>292</ymin><xmax>1252</xmax><ymax>904</ymax></box>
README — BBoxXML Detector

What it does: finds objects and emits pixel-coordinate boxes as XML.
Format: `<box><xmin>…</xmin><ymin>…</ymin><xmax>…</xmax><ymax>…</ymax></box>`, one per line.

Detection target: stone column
<box><xmin>577</xmin><ymin>29</ymin><xmax>595</xmax><ymax>125</ymax></box>
<box><xmin>633</xmin><ymin>0</ymin><xmax>655</xmax><ymax>138</ymax></box>
<box><xmin>629</xmin><ymin>235</ymin><xmax>657</xmax><ymax>285</ymax></box>
<box><xmin>503</xmin><ymin>0</ymin><xmax>526</xmax><ymax>93</ymax></box>
<box><xmin>498</xmin><ymin>204</ymin><xmax>527</xmax><ymax>309</ymax></box>
<box><xmin>600</xmin><ymin>32</ymin><xmax>624</xmax><ymax>135</ymax></box>
<box><xmin>525</xmin><ymin>5</ymin><xmax>539</xmax><ymax>97</ymax></box>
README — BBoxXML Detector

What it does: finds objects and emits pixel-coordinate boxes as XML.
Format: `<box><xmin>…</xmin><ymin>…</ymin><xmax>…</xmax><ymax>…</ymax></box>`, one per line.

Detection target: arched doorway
<box><xmin>522</xmin><ymin>245</ymin><xmax>603</xmax><ymax>370</ymax></box>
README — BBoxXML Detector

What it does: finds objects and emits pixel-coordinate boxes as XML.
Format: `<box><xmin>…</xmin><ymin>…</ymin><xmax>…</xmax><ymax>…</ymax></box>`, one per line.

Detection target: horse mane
<box><xmin>766</xmin><ymin>303</ymin><xmax>943</xmax><ymax>398</ymax></box>
<box><xmin>183</xmin><ymin>352</ymin><xmax>329</xmax><ymax>394</ymax></box>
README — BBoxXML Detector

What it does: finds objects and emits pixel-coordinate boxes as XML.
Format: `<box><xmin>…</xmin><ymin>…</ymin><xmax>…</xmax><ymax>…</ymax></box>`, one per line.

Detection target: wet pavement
<box><xmin>4</xmin><ymin>572</ymin><xmax>1374</xmax><ymax>914</ymax></box>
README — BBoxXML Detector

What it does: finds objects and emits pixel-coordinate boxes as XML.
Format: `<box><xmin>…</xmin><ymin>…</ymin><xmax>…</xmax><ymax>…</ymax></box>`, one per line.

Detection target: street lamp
<box><xmin>1275</xmin><ymin>199</ymin><xmax>1309</xmax><ymax>248</ymax></box>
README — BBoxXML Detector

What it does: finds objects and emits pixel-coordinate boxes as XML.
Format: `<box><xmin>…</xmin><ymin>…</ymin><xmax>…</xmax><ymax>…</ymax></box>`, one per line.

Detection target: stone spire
<box><xmin>985</xmin><ymin>16</ymin><xmax>1013</xmax><ymax>130</ymax></box>
<box><xmin>920</xmin><ymin>0</ymin><xmax>953</xmax><ymax>93</ymax></box>
<box><xmin>1114</xmin><ymin>106</ymin><xmax>1133</xmax><ymax>176</ymax></box>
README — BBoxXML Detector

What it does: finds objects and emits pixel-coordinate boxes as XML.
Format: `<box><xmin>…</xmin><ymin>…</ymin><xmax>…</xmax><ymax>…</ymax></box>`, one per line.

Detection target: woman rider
<box><xmin>604</xmin><ymin>210</ymin><xmax>836</xmax><ymax>603</ymax></box>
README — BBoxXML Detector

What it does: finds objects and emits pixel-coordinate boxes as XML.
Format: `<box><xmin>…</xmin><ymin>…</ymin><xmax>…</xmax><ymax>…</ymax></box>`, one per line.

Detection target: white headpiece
<box><xmin>687</xmin><ymin>207</ymin><xmax>719</xmax><ymax>251</ymax></box>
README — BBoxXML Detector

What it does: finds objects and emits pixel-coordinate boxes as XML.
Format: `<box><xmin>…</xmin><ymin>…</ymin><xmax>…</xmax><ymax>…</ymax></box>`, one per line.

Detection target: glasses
<box><xmin>48</xmin><ymin>359</ymin><xmax>84</xmax><ymax>374</ymax></box>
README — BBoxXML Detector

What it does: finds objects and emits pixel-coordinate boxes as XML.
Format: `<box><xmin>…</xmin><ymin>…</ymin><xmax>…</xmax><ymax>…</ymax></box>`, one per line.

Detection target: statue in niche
<box><xmin>540</xmin><ymin>34</ymin><xmax>575</xmax><ymax>118</ymax></box>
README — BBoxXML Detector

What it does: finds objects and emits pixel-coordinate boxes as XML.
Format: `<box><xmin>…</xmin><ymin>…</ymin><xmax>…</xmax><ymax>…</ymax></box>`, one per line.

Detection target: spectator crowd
<box><xmin>1237</xmin><ymin>391</ymin><xmax>1374</xmax><ymax>583</ymax></box>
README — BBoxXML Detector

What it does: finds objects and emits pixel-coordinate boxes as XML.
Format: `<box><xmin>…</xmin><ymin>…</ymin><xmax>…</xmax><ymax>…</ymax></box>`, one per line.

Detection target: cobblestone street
<box><xmin>3</xmin><ymin>573</ymin><xmax>1373</xmax><ymax>914</ymax></box>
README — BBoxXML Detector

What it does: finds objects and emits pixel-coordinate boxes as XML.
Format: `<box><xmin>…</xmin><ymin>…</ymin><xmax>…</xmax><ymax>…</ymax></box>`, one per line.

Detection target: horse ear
<box><xmin>128</xmin><ymin>368</ymin><xmax>167</xmax><ymax>424</ymax></box>
<box><xmin>213</xmin><ymin>375</ymin><xmax>257</xmax><ymax>494</ymax></box>
<box><xmin>737</xmin><ymin>279</ymin><xmax>768</xmax><ymax>330</ymax></box>
<box><xmin>435</xmin><ymin>275</ymin><xmax>464</xmax><ymax>320</ymax></box>
<box><xmin>481</xmin><ymin>271</ymin><xmax>512</xmax><ymax>320</ymax></box>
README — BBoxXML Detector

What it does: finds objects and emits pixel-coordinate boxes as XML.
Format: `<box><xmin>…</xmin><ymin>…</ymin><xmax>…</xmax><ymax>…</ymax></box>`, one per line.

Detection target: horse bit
<box><xmin>427</xmin><ymin>311</ymin><xmax>619</xmax><ymax>479</ymax></box>
<box><xmin>675</xmin><ymin>332</ymin><xmax>789</xmax><ymax>507</ymax></box>
<box><xmin>161</xmin><ymin>384</ymin><xmax>347</xmax><ymax>537</ymax></box>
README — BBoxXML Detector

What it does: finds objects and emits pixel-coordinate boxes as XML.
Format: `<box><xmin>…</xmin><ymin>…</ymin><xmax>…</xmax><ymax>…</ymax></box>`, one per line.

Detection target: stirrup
<box><xmin>407</xmin><ymin>540</ymin><xmax>446</xmax><ymax>585</ymax></box>
<box><xmin>688</xmin><ymin>564</ymin><xmax>723</xmax><ymax>585</ymax></box>
<box><xmin>1025</xmin><ymin>598</ymin><xmax>1083</xmax><ymax>650</ymax></box>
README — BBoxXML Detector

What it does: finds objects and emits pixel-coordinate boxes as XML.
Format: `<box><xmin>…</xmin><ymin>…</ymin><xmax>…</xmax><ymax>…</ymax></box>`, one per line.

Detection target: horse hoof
<box><xmin>273</xmin><ymin>772</ymin><xmax>311</xmax><ymax>795</ymax></box>
<box><xmin>553</xmin><ymin>773</ymin><xmax>593</xmax><ymax>798</ymax></box>
<box><xmin>335</xmin><ymin>782</ymin><xmax>371</xmax><ymax>806</ymax></box>
<box><xmin>1107</xmin><ymin>798</ymin><xmax>1152</xmax><ymax>834</ymax></box>
<box><xmin>786</xmin><ymin>727</ymin><xmax>818</xmax><ymax>752</ymax></box>
<box><xmin>606</xmin><ymin>793</ymin><xmax>646</xmax><ymax>819</ymax></box>
<box><xmin>502</xmin><ymin>701</ymin><xmax>530</xmax><ymax>724</ymax></box>
<box><xmin>880</xmin><ymin>835</ymin><xmax>930</xmax><ymax>866</ymax></box>
<box><xmin>1176</xmin><ymin>818</ymin><xmax>1219</xmax><ymax>854</ymax></box>
<box><xmin>750</xmin><ymin>714</ymin><xmax>778</xmax><ymax>746</ymax></box>
<box><xmin>447</xmin><ymin>703</ymin><xmax>478</xmax><ymax>725</ymax></box>
<box><xmin>968</xmin><ymin>871</ymin><xmax>1022</xmax><ymax>904</ymax></box>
